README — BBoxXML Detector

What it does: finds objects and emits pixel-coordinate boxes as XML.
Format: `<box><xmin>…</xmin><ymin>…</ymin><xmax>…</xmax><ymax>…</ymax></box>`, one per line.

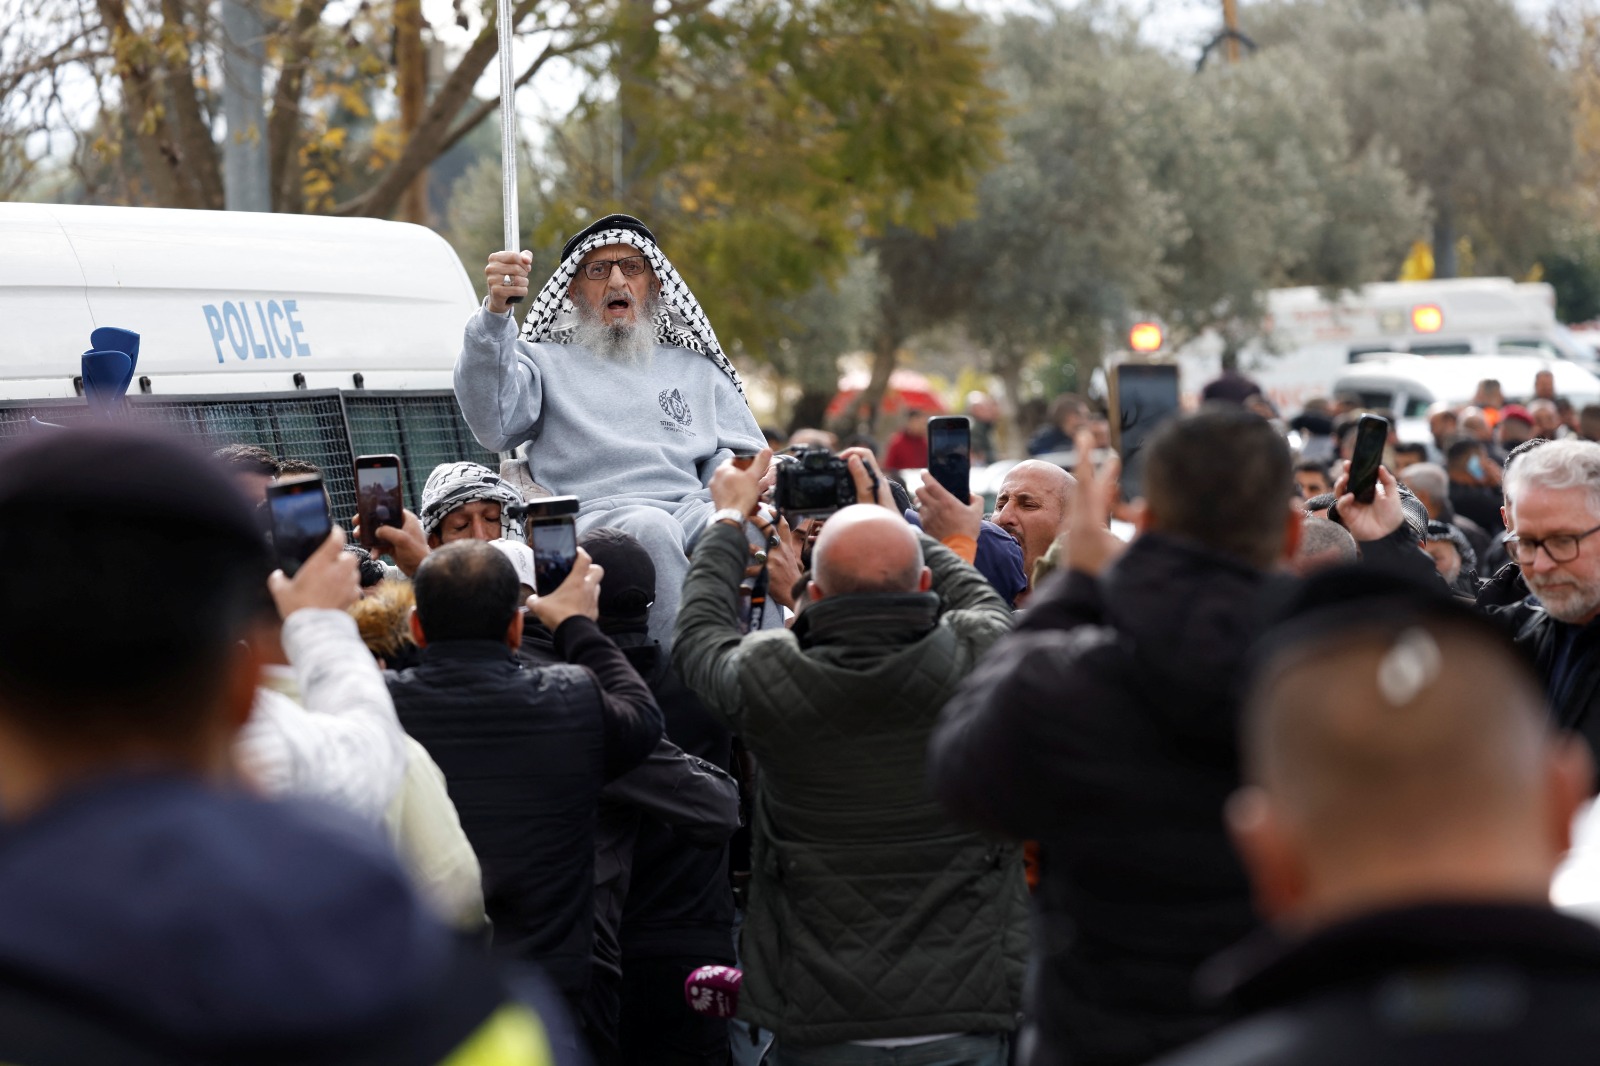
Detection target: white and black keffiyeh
<box><xmin>518</xmin><ymin>227</ymin><xmax>745</xmax><ymax>397</ymax></box>
<box><xmin>420</xmin><ymin>461</ymin><xmax>525</xmax><ymax>540</ymax></box>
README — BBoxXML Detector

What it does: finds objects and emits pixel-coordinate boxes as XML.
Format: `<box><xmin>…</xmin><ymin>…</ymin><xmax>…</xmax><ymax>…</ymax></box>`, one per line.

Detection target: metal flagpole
<box><xmin>497</xmin><ymin>0</ymin><xmax>521</xmax><ymax>304</ymax></box>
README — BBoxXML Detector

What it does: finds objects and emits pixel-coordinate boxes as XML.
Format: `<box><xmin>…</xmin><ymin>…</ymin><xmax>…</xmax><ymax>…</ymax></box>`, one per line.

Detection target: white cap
<box><xmin>488</xmin><ymin>538</ymin><xmax>537</xmax><ymax>590</ymax></box>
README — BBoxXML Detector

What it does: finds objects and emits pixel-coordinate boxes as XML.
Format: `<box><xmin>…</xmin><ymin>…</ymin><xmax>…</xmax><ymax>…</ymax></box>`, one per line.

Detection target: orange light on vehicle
<box><xmin>1129</xmin><ymin>322</ymin><xmax>1164</xmax><ymax>352</ymax></box>
<box><xmin>1411</xmin><ymin>304</ymin><xmax>1444</xmax><ymax>333</ymax></box>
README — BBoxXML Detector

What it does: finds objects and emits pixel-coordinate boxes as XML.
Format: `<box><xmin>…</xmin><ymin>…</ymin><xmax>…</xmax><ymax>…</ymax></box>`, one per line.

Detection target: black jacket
<box><xmin>0</xmin><ymin>775</ymin><xmax>584</xmax><ymax>1066</ymax></box>
<box><xmin>930</xmin><ymin>534</ymin><xmax>1284</xmax><ymax>1066</ymax></box>
<box><xmin>1153</xmin><ymin>903</ymin><xmax>1600</xmax><ymax>1066</ymax></box>
<box><xmin>1479</xmin><ymin>585</ymin><xmax>1600</xmax><ymax>775</ymax></box>
<box><xmin>592</xmin><ymin>632</ymin><xmax>741</xmax><ymax>999</ymax></box>
<box><xmin>388</xmin><ymin>618</ymin><xmax>663</xmax><ymax>993</ymax></box>
<box><xmin>615</xmin><ymin>630</ymin><xmax>740</xmax><ymax>964</ymax></box>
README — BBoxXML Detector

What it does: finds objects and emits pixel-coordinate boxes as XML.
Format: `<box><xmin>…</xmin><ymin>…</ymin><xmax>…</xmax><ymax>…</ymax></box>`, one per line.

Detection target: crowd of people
<box><xmin>5</xmin><ymin>213</ymin><xmax>1600</xmax><ymax>1066</ymax></box>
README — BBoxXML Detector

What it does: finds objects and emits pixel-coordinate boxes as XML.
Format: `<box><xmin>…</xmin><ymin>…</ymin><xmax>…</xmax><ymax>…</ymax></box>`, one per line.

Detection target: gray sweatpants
<box><xmin>577</xmin><ymin>494</ymin><xmax>780</xmax><ymax>648</ymax></box>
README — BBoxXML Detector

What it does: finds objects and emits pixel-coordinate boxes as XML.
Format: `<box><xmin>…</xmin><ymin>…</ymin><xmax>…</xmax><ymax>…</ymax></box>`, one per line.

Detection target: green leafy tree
<box><xmin>514</xmin><ymin>0</ymin><xmax>1003</xmax><ymax>362</ymax></box>
<box><xmin>860</xmin><ymin>10</ymin><xmax>1422</xmax><ymax>444</ymax></box>
<box><xmin>1246</xmin><ymin>0</ymin><xmax>1575</xmax><ymax>277</ymax></box>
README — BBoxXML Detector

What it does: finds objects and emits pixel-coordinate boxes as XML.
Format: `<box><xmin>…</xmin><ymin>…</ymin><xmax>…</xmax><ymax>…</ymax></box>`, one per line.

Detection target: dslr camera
<box><xmin>773</xmin><ymin>447</ymin><xmax>878</xmax><ymax>519</ymax></box>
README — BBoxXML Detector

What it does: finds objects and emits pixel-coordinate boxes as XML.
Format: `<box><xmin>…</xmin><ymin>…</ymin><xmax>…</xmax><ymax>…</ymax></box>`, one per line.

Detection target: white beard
<box><xmin>571</xmin><ymin>291</ymin><xmax>659</xmax><ymax>365</ymax></box>
<box><xmin>1526</xmin><ymin>573</ymin><xmax>1600</xmax><ymax>624</ymax></box>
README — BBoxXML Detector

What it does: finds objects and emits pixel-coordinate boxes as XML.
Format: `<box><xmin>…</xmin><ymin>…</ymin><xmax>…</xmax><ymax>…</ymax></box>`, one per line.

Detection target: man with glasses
<box><xmin>1485</xmin><ymin>439</ymin><xmax>1600</xmax><ymax>772</ymax></box>
<box><xmin>455</xmin><ymin>214</ymin><xmax>769</xmax><ymax>644</ymax></box>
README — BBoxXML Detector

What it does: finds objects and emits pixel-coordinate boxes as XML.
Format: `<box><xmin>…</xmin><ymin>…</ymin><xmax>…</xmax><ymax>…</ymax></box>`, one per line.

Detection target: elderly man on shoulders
<box><xmin>455</xmin><ymin>214</ymin><xmax>769</xmax><ymax>643</ymax></box>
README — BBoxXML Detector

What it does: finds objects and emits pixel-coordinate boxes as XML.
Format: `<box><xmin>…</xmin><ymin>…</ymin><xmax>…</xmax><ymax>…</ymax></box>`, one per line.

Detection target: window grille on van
<box><xmin>344</xmin><ymin>392</ymin><xmax>499</xmax><ymax>513</ymax></box>
<box><xmin>0</xmin><ymin>390</ymin><xmax>492</xmax><ymax>526</ymax></box>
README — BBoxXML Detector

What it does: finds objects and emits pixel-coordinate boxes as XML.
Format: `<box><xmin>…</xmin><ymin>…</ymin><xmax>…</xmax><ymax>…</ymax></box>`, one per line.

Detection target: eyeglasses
<box><xmin>1505</xmin><ymin>522</ymin><xmax>1600</xmax><ymax>564</ymax></box>
<box><xmin>579</xmin><ymin>255</ymin><xmax>649</xmax><ymax>281</ymax></box>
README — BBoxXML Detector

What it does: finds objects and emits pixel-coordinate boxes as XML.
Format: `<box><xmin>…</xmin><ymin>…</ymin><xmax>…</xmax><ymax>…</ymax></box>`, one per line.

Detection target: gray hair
<box><xmin>1400</xmin><ymin>463</ymin><xmax>1448</xmax><ymax>505</ymax></box>
<box><xmin>1503</xmin><ymin>439</ymin><xmax>1600</xmax><ymax>521</ymax></box>
<box><xmin>1297</xmin><ymin>516</ymin><xmax>1358</xmax><ymax>564</ymax></box>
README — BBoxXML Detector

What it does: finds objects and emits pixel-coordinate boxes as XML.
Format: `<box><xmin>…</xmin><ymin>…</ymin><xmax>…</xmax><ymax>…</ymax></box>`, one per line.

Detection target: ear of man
<box><xmin>1226</xmin><ymin>786</ymin><xmax>1309</xmax><ymax>924</ymax></box>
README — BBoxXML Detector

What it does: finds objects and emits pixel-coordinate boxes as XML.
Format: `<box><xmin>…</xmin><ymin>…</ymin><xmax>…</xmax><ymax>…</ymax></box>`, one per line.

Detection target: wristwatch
<box><xmin>710</xmin><ymin>507</ymin><xmax>747</xmax><ymax>530</ymax></box>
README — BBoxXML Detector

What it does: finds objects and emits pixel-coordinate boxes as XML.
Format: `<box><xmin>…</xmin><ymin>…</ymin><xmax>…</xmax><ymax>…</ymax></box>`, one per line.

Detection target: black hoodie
<box><xmin>931</xmin><ymin>534</ymin><xmax>1286</xmax><ymax>1066</ymax></box>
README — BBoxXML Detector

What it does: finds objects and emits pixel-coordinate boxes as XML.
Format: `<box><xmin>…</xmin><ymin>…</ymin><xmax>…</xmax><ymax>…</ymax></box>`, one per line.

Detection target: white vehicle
<box><xmin>1150</xmin><ymin>278</ymin><xmax>1596</xmax><ymax>414</ymax></box>
<box><xmin>1331</xmin><ymin>353</ymin><xmax>1600</xmax><ymax>441</ymax></box>
<box><xmin>0</xmin><ymin>202</ymin><xmax>492</xmax><ymax>518</ymax></box>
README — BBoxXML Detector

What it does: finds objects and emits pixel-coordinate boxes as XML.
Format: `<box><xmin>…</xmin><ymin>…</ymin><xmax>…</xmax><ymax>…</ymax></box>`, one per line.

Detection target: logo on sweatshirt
<box><xmin>659</xmin><ymin>388</ymin><xmax>694</xmax><ymax>428</ymax></box>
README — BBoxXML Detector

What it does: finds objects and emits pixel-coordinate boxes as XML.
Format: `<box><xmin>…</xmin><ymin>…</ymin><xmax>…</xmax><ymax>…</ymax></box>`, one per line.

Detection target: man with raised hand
<box><xmin>673</xmin><ymin>447</ymin><xmax>1026</xmax><ymax>1064</ymax></box>
<box><xmin>455</xmin><ymin>214</ymin><xmax>767</xmax><ymax>644</ymax></box>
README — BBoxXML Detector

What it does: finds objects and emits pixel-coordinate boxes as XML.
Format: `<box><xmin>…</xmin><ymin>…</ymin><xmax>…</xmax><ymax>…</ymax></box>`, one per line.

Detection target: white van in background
<box><xmin>1154</xmin><ymin>278</ymin><xmax>1596</xmax><ymax>414</ymax></box>
<box><xmin>0</xmin><ymin>202</ymin><xmax>495</xmax><ymax>518</ymax></box>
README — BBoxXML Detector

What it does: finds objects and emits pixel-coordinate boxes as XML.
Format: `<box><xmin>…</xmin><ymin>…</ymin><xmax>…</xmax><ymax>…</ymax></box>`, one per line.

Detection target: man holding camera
<box><xmin>456</xmin><ymin>214</ymin><xmax>767</xmax><ymax>644</ymax></box>
<box><xmin>673</xmin><ymin>449</ymin><xmax>1027</xmax><ymax>1064</ymax></box>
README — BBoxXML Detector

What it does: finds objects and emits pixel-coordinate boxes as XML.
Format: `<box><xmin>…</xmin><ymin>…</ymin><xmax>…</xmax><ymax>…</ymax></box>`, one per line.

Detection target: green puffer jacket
<box><xmin>673</xmin><ymin>521</ymin><xmax>1028</xmax><ymax>1045</ymax></box>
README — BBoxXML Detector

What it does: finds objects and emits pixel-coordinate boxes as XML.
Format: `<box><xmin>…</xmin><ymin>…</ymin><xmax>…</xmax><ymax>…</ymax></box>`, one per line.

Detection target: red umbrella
<box><xmin>825</xmin><ymin>369</ymin><xmax>947</xmax><ymax>421</ymax></box>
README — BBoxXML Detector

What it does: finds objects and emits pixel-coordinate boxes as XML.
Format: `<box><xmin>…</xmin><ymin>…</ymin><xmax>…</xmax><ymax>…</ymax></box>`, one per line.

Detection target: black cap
<box><xmin>561</xmin><ymin>214</ymin><xmax>656</xmax><ymax>265</ymax></box>
<box><xmin>578</xmin><ymin>526</ymin><xmax>656</xmax><ymax>620</ymax></box>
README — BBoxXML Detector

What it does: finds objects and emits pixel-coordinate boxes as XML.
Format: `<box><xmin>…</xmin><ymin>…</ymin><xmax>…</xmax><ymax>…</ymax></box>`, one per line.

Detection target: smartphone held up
<box><xmin>354</xmin><ymin>454</ymin><xmax>405</xmax><ymax>548</ymax></box>
<box><xmin>267</xmin><ymin>476</ymin><xmax>332</xmax><ymax>576</ymax></box>
<box><xmin>1108</xmin><ymin>364</ymin><xmax>1181</xmax><ymax>502</ymax></box>
<box><xmin>1345</xmin><ymin>414</ymin><xmax>1390</xmax><ymax>504</ymax></box>
<box><xmin>926</xmin><ymin>416</ymin><xmax>971</xmax><ymax>502</ymax></box>
<box><xmin>519</xmin><ymin>495</ymin><xmax>581</xmax><ymax>596</ymax></box>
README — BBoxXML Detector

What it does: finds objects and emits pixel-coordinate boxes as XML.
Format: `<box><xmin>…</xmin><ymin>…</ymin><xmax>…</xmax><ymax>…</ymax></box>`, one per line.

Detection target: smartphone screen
<box><xmin>530</xmin><ymin>519</ymin><xmax>578</xmax><ymax>596</ymax></box>
<box><xmin>1346</xmin><ymin>414</ymin><xmax>1390</xmax><ymax>503</ymax></box>
<box><xmin>1110</xmin><ymin>364</ymin><xmax>1181</xmax><ymax>501</ymax></box>
<box><xmin>926</xmin><ymin>416</ymin><xmax>972</xmax><ymax>502</ymax></box>
<box><xmin>355</xmin><ymin>455</ymin><xmax>404</xmax><ymax>548</ymax></box>
<box><xmin>268</xmin><ymin>476</ymin><xmax>332</xmax><ymax>577</ymax></box>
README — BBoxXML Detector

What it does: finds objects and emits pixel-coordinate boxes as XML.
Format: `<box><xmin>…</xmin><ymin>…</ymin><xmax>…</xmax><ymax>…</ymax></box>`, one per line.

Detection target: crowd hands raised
<box><xmin>9</xmin><ymin>356</ymin><xmax>1600</xmax><ymax>1066</ymax></box>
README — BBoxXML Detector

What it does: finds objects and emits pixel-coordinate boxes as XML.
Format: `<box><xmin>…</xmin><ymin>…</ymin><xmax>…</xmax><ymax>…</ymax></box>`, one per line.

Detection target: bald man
<box><xmin>673</xmin><ymin>450</ymin><xmax>1026</xmax><ymax>1061</ymax></box>
<box><xmin>993</xmin><ymin>459</ymin><xmax>1077</xmax><ymax>581</ymax></box>
<box><xmin>1153</xmin><ymin>603</ymin><xmax>1594</xmax><ymax>1066</ymax></box>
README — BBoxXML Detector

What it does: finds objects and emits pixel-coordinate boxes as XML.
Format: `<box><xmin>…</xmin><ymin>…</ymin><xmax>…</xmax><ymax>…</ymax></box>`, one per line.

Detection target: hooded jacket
<box><xmin>673</xmin><ymin>522</ymin><xmax>1028</xmax><ymax>1045</ymax></box>
<box><xmin>0</xmin><ymin>775</ymin><xmax>567</xmax><ymax>1065</ymax></box>
<box><xmin>930</xmin><ymin>534</ymin><xmax>1284</xmax><ymax>1066</ymax></box>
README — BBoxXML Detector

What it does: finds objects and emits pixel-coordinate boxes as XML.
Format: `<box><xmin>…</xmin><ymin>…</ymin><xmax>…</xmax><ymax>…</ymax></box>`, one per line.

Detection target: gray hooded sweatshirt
<box><xmin>454</xmin><ymin>304</ymin><xmax>764</xmax><ymax>508</ymax></box>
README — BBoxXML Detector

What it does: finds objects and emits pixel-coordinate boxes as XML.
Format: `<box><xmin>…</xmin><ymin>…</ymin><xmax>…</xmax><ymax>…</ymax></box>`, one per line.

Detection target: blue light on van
<box><xmin>203</xmin><ymin>300</ymin><xmax>312</xmax><ymax>362</ymax></box>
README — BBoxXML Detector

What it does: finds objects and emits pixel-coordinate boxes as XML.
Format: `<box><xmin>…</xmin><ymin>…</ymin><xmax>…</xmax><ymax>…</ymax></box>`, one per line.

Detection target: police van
<box><xmin>0</xmin><ymin>202</ymin><xmax>496</xmax><ymax>519</ymax></box>
<box><xmin>1151</xmin><ymin>277</ymin><xmax>1596</xmax><ymax>414</ymax></box>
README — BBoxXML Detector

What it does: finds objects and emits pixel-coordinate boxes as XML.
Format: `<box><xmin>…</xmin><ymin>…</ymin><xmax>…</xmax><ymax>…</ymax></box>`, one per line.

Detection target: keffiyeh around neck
<box><xmin>518</xmin><ymin>226</ymin><xmax>745</xmax><ymax>397</ymax></box>
<box><xmin>420</xmin><ymin>461</ymin><xmax>524</xmax><ymax>539</ymax></box>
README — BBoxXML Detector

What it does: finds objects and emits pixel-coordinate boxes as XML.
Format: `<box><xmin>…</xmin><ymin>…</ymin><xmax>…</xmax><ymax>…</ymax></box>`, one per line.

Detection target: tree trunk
<box><xmin>991</xmin><ymin>347</ymin><xmax>1026</xmax><ymax>460</ymax></box>
<box><xmin>97</xmin><ymin>0</ymin><xmax>196</xmax><ymax>208</ymax></box>
<box><xmin>614</xmin><ymin>0</ymin><xmax>659</xmax><ymax>203</ymax></box>
<box><xmin>858</xmin><ymin>328</ymin><xmax>900</xmax><ymax>438</ymax></box>
<box><xmin>788</xmin><ymin>348</ymin><xmax>840</xmax><ymax>433</ymax></box>
<box><xmin>266</xmin><ymin>0</ymin><xmax>331</xmax><ymax>212</ymax></box>
<box><xmin>334</xmin><ymin>9</ymin><xmax>515</xmax><ymax>218</ymax></box>
<box><xmin>395</xmin><ymin>0</ymin><xmax>429</xmax><ymax>224</ymax></box>
<box><xmin>1433</xmin><ymin>198</ymin><xmax>1458</xmax><ymax>279</ymax></box>
<box><xmin>159</xmin><ymin>0</ymin><xmax>224</xmax><ymax>208</ymax></box>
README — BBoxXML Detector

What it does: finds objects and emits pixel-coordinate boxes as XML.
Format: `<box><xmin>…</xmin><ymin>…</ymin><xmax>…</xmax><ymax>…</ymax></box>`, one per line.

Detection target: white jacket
<box><xmin>238</xmin><ymin>609</ymin><xmax>409</xmax><ymax>823</ymax></box>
